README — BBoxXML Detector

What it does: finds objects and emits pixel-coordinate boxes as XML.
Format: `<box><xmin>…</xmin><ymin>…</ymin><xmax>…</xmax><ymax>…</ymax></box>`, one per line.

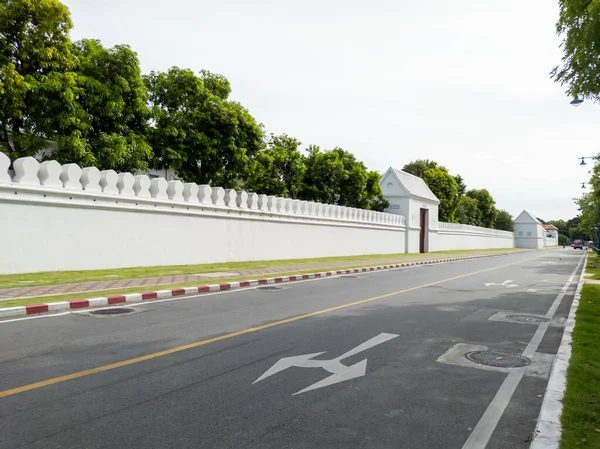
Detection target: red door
<box><xmin>419</xmin><ymin>208</ymin><xmax>427</xmax><ymax>253</ymax></box>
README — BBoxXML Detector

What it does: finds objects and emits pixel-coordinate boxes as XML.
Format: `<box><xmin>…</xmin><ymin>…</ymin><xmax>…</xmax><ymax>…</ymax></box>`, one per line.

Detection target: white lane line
<box><xmin>0</xmin><ymin>311</ymin><xmax>71</xmax><ymax>323</ymax></box>
<box><xmin>461</xmin><ymin>254</ymin><xmax>585</xmax><ymax>449</ymax></box>
<box><xmin>0</xmin><ymin>273</ymin><xmax>354</xmax><ymax>324</ymax></box>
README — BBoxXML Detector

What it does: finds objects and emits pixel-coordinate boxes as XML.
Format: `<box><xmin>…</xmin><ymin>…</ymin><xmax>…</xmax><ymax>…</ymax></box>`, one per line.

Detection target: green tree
<box><xmin>144</xmin><ymin>67</ymin><xmax>264</xmax><ymax>187</ymax></box>
<box><xmin>0</xmin><ymin>0</ymin><xmax>74</xmax><ymax>159</ymax></box>
<box><xmin>44</xmin><ymin>39</ymin><xmax>152</xmax><ymax>171</ymax></box>
<box><xmin>495</xmin><ymin>210</ymin><xmax>514</xmax><ymax>232</ymax></box>
<box><xmin>245</xmin><ymin>134</ymin><xmax>305</xmax><ymax>198</ymax></box>
<box><xmin>403</xmin><ymin>159</ymin><xmax>466</xmax><ymax>221</ymax></box>
<box><xmin>454</xmin><ymin>174</ymin><xmax>467</xmax><ymax>197</ymax></box>
<box><xmin>402</xmin><ymin>159</ymin><xmax>439</xmax><ymax>178</ymax></box>
<box><xmin>299</xmin><ymin>146</ymin><xmax>388</xmax><ymax>210</ymax></box>
<box><xmin>552</xmin><ymin>0</ymin><xmax>600</xmax><ymax>100</ymax></box>
<box><xmin>547</xmin><ymin>219</ymin><xmax>569</xmax><ymax>237</ymax></box>
<box><xmin>574</xmin><ymin>192</ymin><xmax>595</xmax><ymax>240</ymax></box>
<box><xmin>455</xmin><ymin>196</ymin><xmax>481</xmax><ymax>225</ymax></box>
<box><xmin>466</xmin><ymin>189</ymin><xmax>497</xmax><ymax>228</ymax></box>
<box><xmin>422</xmin><ymin>167</ymin><xmax>458</xmax><ymax>221</ymax></box>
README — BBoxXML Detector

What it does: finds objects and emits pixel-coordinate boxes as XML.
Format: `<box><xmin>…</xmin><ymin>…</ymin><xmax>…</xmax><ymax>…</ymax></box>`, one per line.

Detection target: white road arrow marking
<box><xmin>484</xmin><ymin>280</ymin><xmax>518</xmax><ymax>288</ymax></box>
<box><xmin>253</xmin><ymin>332</ymin><xmax>399</xmax><ymax>395</ymax></box>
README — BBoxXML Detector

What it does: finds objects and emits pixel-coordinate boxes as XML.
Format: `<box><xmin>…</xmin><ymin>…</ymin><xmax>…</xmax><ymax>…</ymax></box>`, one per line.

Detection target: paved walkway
<box><xmin>0</xmin><ymin>252</ymin><xmax>500</xmax><ymax>300</ymax></box>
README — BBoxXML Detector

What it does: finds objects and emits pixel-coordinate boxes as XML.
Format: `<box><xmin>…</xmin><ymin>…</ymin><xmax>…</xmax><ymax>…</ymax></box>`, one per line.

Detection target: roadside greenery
<box><xmin>401</xmin><ymin>159</ymin><xmax>512</xmax><ymax>230</ymax></box>
<box><xmin>0</xmin><ymin>0</ymin><xmax>389</xmax><ymax>210</ymax></box>
<box><xmin>553</xmin><ymin>0</ymin><xmax>600</xmax><ymax>101</ymax></box>
<box><xmin>560</xmin><ymin>256</ymin><xmax>600</xmax><ymax>448</ymax></box>
<box><xmin>0</xmin><ymin>248</ymin><xmax>524</xmax><ymax>307</ymax></box>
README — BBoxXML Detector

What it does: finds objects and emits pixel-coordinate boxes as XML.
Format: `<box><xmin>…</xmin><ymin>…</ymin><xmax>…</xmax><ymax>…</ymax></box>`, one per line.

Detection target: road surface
<box><xmin>0</xmin><ymin>249</ymin><xmax>584</xmax><ymax>449</ymax></box>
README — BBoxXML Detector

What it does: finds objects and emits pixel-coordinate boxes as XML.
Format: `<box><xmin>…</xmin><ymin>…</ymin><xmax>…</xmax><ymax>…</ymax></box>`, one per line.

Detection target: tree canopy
<box><xmin>455</xmin><ymin>196</ymin><xmax>481</xmax><ymax>226</ymax></box>
<box><xmin>47</xmin><ymin>39</ymin><xmax>152</xmax><ymax>172</ymax></box>
<box><xmin>495</xmin><ymin>210</ymin><xmax>514</xmax><ymax>232</ymax></box>
<box><xmin>0</xmin><ymin>0</ymin><xmax>500</xmax><ymax>216</ymax></box>
<box><xmin>466</xmin><ymin>189</ymin><xmax>497</xmax><ymax>228</ymax></box>
<box><xmin>245</xmin><ymin>134</ymin><xmax>305</xmax><ymax>198</ymax></box>
<box><xmin>298</xmin><ymin>146</ymin><xmax>389</xmax><ymax>211</ymax></box>
<box><xmin>422</xmin><ymin>167</ymin><xmax>458</xmax><ymax>222</ymax></box>
<box><xmin>144</xmin><ymin>67</ymin><xmax>264</xmax><ymax>187</ymax></box>
<box><xmin>0</xmin><ymin>0</ymin><xmax>74</xmax><ymax>159</ymax></box>
<box><xmin>402</xmin><ymin>159</ymin><xmax>503</xmax><ymax>229</ymax></box>
<box><xmin>552</xmin><ymin>0</ymin><xmax>600</xmax><ymax>101</ymax></box>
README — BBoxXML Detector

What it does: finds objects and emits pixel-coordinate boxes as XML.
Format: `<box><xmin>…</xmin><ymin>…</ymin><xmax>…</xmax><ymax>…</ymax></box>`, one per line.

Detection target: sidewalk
<box><xmin>0</xmin><ymin>251</ymin><xmax>504</xmax><ymax>300</ymax></box>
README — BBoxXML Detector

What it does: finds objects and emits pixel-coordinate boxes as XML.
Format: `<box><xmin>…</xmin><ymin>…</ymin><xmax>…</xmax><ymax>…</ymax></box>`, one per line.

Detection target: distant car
<box><xmin>572</xmin><ymin>239</ymin><xmax>584</xmax><ymax>249</ymax></box>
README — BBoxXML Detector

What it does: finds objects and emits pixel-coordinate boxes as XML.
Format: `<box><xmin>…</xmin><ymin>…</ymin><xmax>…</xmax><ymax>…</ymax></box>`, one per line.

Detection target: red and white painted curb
<box><xmin>0</xmin><ymin>254</ymin><xmax>506</xmax><ymax>319</ymax></box>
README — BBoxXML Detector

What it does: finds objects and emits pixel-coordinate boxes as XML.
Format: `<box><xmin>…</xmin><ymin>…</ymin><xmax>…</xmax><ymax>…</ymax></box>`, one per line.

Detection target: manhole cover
<box><xmin>506</xmin><ymin>315</ymin><xmax>550</xmax><ymax>324</ymax></box>
<box><xmin>90</xmin><ymin>307</ymin><xmax>136</xmax><ymax>316</ymax></box>
<box><xmin>340</xmin><ymin>275</ymin><xmax>359</xmax><ymax>279</ymax></box>
<box><xmin>465</xmin><ymin>350</ymin><xmax>530</xmax><ymax>368</ymax></box>
<box><xmin>257</xmin><ymin>286</ymin><xmax>284</xmax><ymax>291</ymax></box>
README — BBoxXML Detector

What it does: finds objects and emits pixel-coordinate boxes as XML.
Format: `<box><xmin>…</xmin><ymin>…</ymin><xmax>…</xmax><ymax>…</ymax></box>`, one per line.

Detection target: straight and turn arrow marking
<box><xmin>253</xmin><ymin>333</ymin><xmax>399</xmax><ymax>395</ymax></box>
<box><xmin>484</xmin><ymin>280</ymin><xmax>518</xmax><ymax>288</ymax></box>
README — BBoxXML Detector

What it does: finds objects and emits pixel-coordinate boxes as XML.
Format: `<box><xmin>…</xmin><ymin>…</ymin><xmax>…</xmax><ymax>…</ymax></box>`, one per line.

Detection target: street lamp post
<box><xmin>570</xmin><ymin>96</ymin><xmax>584</xmax><ymax>107</ymax></box>
<box><xmin>579</xmin><ymin>156</ymin><xmax>597</xmax><ymax>166</ymax></box>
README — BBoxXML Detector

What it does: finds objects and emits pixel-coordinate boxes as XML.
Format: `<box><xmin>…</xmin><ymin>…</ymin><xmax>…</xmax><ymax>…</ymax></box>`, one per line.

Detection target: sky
<box><xmin>62</xmin><ymin>0</ymin><xmax>600</xmax><ymax>221</ymax></box>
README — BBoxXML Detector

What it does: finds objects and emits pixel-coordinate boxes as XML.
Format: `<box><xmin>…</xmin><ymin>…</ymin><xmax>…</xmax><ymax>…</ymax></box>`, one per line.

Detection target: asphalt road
<box><xmin>0</xmin><ymin>248</ymin><xmax>585</xmax><ymax>449</ymax></box>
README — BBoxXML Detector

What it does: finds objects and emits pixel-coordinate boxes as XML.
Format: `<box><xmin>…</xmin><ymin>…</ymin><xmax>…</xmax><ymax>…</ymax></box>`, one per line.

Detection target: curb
<box><xmin>0</xmin><ymin>253</ymin><xmax>507</xmax><ymax>319</ymax></box>
<box><xmin>530</xmin><ymin>253</ymin><xmax>587</xmax><ymax>449</ymax></box>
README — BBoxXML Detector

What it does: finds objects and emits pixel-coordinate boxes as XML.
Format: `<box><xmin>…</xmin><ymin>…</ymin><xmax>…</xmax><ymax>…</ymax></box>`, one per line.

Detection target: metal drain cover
<box><xmin>257</xmin><ymin>286</ymin><xmax>284</xmax><ymax>291</ymax></box>
<box><xmin>465</xmin><ymin>350</ymin><xmax>530</xmax><ymax>368</ymax></box>
<box><xmin>506</xmin><ymin>315</ymin><xmax>550</xmax><ymax>324</ymax></box>
<box><xmin>90</xmin><ymin>307</ymin><xmax>136</xmax><ymax>316</ymax></box>
<box><xmin>340</xmin><ymin>275</ymin><xmax>359</xmax><ymax>279</ymax></box>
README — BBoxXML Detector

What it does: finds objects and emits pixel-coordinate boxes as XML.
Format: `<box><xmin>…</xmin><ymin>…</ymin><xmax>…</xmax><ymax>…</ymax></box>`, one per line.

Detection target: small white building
<box><xmin>542</xmin><ymin>224</ymin><xmax>559</xmax><ymax>247</ymax></box>
<box><xmin>380</xmin><ymin>167</ymin><xmax>440</xmax><ymax>253</ymax></box>
<box><xmin>514</xmin><ymin>210</ymin><xmax>544</xmax><ymax>249</ymax></box>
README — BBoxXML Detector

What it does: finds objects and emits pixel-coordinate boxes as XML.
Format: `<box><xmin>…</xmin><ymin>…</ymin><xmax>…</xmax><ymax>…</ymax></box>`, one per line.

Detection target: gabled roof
<box><xmin>514</xmin><ymin>210</ymin><xmax>542</xmax><ymax>224</ymax></box>
<box><xmin>382</xmin><ymin>167</ymin><xmax>440</xmax><ymax>203</ymax></box>
<box><xmin>542</xmin><ymin>224</ymin><xmax>558</xmax><ymax>231</ymax></box>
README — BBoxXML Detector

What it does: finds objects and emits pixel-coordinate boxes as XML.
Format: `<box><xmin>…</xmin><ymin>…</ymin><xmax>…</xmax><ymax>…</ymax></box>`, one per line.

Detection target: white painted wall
<box><xmin>544</xmin><ymin>230</ymin><xmax>559</xmax><ymax>247</ymax></box>
<box><xmin>430</xmin><ymin>222</ymin><xmax>515</xmax><ymax>251</ymax></box>
<box><xmin>0</xmin><ymin>153</ymin><xmax>407</xmax><ymax>274</ymax></box>
<box><xmin>515</xmin><ymin>223</ymin><xmax>544</xmax><ymax>249</ymax></box>
<box><xmin>0</xmin><ymin>152</ymin><xmax>526</xmax><ymax>274</ymax></box>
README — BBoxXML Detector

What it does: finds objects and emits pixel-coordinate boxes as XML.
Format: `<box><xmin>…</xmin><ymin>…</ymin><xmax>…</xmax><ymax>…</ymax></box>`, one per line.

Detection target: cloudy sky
<box><xmin>63</xmin><ymin>0</ymin><xmax>600</xmax><ymax>220</ymax></box>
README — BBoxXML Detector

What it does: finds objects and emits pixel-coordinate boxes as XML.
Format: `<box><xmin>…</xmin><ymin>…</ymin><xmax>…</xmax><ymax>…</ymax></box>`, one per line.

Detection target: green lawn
<box><xmin>0</xmin><ymin>248</ymin><xmax>522</xmax><ymax>290</ymax></box>
<box><xmin>0</xmin><ymin>249</ymin><xmax>527</xmax><ymax>308</ymax></box>
<box><xmin>584</xmin><ymin>252</ymin><xmax>600</xmax><ymax>279</ymax></box>
<box><xmin>560</xmin><ymin>257</ymin><xmax>600</xmax><ymax>448</ymax></box>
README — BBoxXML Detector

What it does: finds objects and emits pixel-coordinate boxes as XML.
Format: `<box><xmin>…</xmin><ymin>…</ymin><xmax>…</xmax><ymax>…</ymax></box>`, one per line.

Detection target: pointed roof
<box><xmin>382</xmin><ymin>167</ymin><xmax>440</xmax><ymax>203</ymax></box>
<box><xmin>514</xmin><ymin>210</ymin><xmax>542</xmax><ymax>224</ymax></box>
<box><xmin>542</xmin><ymin>224</ymin><xmax>558</xmax><ymax>231</ymax></box>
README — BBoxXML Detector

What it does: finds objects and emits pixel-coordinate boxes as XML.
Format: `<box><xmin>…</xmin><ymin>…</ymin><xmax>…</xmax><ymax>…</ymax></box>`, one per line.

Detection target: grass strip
<box><xmin>0</xmin><ymin>250</ymin><xmax>523</xmax><ymax>308</ymax></box>
<box><xmin>560</xmin><ymin>255</ymin><xmax>600</xmax><ymax>448</ymax></box>
<box><xmin>0</xmin><ymin>248</ymin><xmax>521</xmax><ymax>289</ymax></box>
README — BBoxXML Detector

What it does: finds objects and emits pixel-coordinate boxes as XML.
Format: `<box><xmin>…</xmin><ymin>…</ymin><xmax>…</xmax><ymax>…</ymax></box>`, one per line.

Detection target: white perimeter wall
<box><xmin>0</xmin><ymin>153</ymin><xmax>523</xmax><ymax>275</ymax></box>
<box><xmin>430</xmin><ymin>222</ymin><xmax>515</xmax><ymax>251</ymax></box>
<box><xmin>0</xmin><ymin>154</ymin><xmax>407</xmax><ymax>274</ymax></box>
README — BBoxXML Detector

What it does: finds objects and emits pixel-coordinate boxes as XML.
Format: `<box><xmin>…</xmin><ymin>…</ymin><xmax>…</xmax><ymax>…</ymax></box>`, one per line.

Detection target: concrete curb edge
<box><xmin>529</xmin><ymin>253</ymin><xmax>587</xmax><ymax>449</ymax></box>
<box><xmin>0</xmin><ymin>253</ymin><xmax>509</xmax><ymax>319</ymax></box>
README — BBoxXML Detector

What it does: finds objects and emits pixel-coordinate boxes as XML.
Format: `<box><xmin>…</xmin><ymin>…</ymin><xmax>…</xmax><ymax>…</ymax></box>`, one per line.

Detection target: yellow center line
<box><xmin>0</xmin><ymin>256</ymin><xmax>542</xmax><ymax>399</ymax></box>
